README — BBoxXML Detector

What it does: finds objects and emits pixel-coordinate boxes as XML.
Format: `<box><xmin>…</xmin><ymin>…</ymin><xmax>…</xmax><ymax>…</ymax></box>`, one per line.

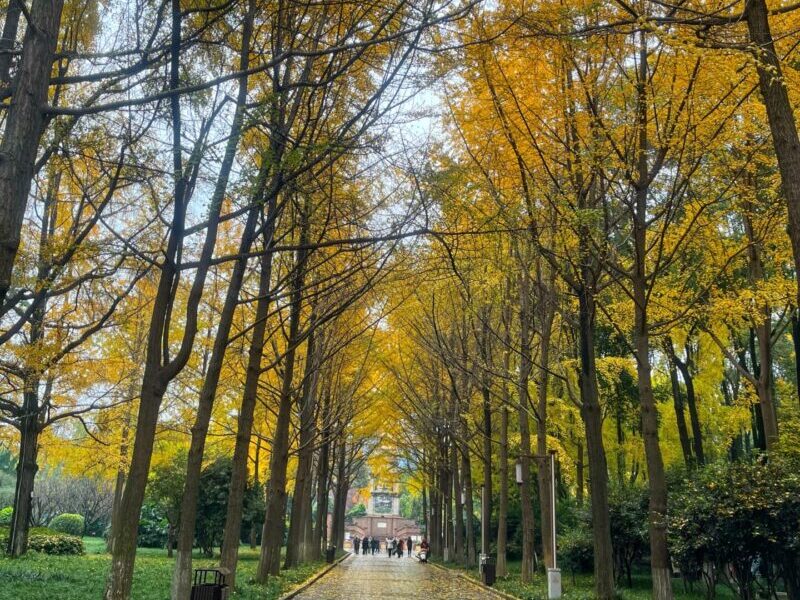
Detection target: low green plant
<box><xmin>560</xmin><ymin>527</ymin><xmax>594</xmax><ymax>576</ymax></box>
<box><xmin>49</xmin><ymin>513</ymin><xmax>85</xmax><ymax>537</ymax></box>
<box><xmin>28</xmin><ymin>533</ymin><xmax>83</xmax><ymax>555</ymax></box>
<box><xmin>0</xmin><ymin>506</ymin><xmax>12</xmax><ymax>526</ymax></box>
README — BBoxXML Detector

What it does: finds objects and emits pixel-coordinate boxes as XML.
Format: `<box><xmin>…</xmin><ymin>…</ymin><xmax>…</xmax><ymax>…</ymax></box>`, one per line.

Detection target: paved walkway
<box><xmin>293</xmin><ymin>553</ymin><xmax>499</xmax><ymax>599</ymax></box>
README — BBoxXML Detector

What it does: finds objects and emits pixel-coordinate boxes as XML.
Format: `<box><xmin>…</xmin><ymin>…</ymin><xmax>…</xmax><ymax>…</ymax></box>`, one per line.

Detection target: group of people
<box><xmin>352</xmin><ymin>535</ymin><xmax>414</xmax><ymax>557</ymax></box>
<box><xmin>352</xmin><ymin>536</ymin><xmax>381</xmax><ymax>555</ymax></box>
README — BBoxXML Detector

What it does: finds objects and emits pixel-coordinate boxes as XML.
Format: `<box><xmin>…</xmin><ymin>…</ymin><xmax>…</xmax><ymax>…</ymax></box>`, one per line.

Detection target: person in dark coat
<box><xmin>396</xmin><ymin>539</ymin><xmax>404</xmax><ymax>558</ymax></box>
<box><xmin>362</xmin><ymin>536</ymin><xmax>370</xmax><ymax>555</ymax></box>
<box><xmin>371</xmin><ymin>537</ymin><xmax>378</xmax><ymax>555</ymax></box>
<box><xmin>354</xmin><ymin>537</ymin><xmax>360</xmax><ymax>554</ymax></box>
<box><xmin>406</xmin><ymin>537</ymin><xmax>413</xmax><ymax>557</ymax></box>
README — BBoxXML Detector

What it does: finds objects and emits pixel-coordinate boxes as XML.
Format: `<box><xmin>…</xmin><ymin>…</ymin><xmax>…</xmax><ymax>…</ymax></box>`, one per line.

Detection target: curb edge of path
<box><xmin>278</xmin><ymin>551</ymin><xmax>352</xmax><ymax>600</ymax></box>
<box><xmin>428</xmin><ymin>561</ymin><xmax>520</xmax><ymax>600</ymax></box>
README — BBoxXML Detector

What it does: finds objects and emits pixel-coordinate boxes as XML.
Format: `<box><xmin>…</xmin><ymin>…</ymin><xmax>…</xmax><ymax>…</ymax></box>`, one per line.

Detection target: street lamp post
<box><xmin>515</xmin><ymin>452</ymin><xmax>560</xmax><ymax>599</ymax></box>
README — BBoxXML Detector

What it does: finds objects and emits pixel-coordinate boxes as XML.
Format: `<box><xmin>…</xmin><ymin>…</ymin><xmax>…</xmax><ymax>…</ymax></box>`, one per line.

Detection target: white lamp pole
<box><xmin>547</xmin><ymin>450</ymin><xmax>561</xmax><ymax>599</ymax></box>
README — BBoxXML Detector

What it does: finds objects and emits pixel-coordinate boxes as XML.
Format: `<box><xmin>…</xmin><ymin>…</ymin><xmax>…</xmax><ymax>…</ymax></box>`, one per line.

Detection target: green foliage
<box><xmin>346</xmin><ymin>503</ymin><xmax>367</xmax><ymax>522</ymax></box>
<box><xmin>1</xmin><ymin>526</ymin><xmax>84</xmax><ymax>556</ymax></box>
<box><xmin>241</xmin><ymin>481</ymin><xmax>265</xmax><ymax>544</ymax></box>
<box><xmin>49</xmin><ymin>513</ymin><xmax>85</xmax><ymax>537</ymax></box>
<box><xmin>609</xmin><ymin>486</ymin><xmax>649</xmax><ymax>588</ymax></box>
<box><xmin>196</xmin><ymin>457</ymin><xmax>233</xmax><ymax>556</ymax></box>
<box><xmin>136</xmin><ymin>502</ymin><xmax>169</xmax><ymax>549</ymax></box>
<box><xmin>668</xmin><ymin>456</ymin><xmax>800</xmax><ymax>597</ymax></box>
<box><xmin>0</xmin><ymin>506</ymin><xmax>12</xmax><ymax>526</ymax></box>
<box><xmin>0</xmin><ymin>544</ymin><xmax>324</xmax><ymax>600</ymax></box>
<box><xmin>559</xmin><ymin>527</ymin><xmax>594</xmax><ymax>575</ymax></box>
<box><xmin>28</xmin><ymin>533</ymin><xmax>84</xmax><ymax>555</ymax></box>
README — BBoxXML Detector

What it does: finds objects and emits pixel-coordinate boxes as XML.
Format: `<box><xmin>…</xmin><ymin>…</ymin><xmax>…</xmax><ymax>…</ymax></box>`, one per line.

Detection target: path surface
<box><xmin>293</xmin><ymin>553</ymin><xmax>500</xmax><ymax>599</ymax></box>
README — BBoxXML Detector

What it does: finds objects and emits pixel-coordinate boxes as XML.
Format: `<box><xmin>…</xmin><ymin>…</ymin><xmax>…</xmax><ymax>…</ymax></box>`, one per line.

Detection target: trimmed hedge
<box><xmin>0</xmin><ymin>526</ymin><xmax>84</xmax><ymax>555</ymax></box>
<box><xmin>49</xmin><ymin>513</ymin><xmax>85</xmax><ymax>537</ymax></box>
<box><xmin>28</xmin><ymin>533</ymin><xmax>84</xmax><ymax>555</ymax></box>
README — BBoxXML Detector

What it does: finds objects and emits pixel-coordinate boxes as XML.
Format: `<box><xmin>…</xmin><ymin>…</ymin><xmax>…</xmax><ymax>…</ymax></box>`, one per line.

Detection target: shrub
<box><xmin>346</xmin><ymin>503</ymin><xmax>366</xmax><ymax>522</ymax></box>
<box><xmin>0</xmin><ymin>506</ymin><xmax>12</xmax><ymax>526</ymax></box>
<box><xmin>28</xmin><ymin>532</ymin><xmax>84</xmax><ymax>555</ymax></box>
<box><xmin>559</xmin><ymin>527</ymin><xmax>594</xmax><ymax>576</ymax></box>
<box><xmin>0</xmin><ymin>526</ymin><xmax>83</xmax><ymax>555</ymax></box>
<box><xmin>609</xmin><ymin>486</ymin><xmax>649</xmax><ymax>587</ymax></box>
<box><xmin>669</xmin><ymin>456</ymin><xmax>800</xmax><ymax>598</ymax></box>
<box><xmin>137</xmin><ymin>502</ymin><xmax>168</xmax><ymax>548</ymax></box>
<box><xmin>49</xmin><ymin>513</ymin><xmax>85</xmax><ymax>536</ymax></box>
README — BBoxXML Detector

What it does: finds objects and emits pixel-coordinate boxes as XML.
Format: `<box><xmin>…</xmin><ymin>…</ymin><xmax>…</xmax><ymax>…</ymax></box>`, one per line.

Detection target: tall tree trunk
<box><xmin>461</xmin><ymin>450</ymin><xmax>477</xmax><ymax>568</ymax></box>
<box><xmin>108</xmin><ymin>382</ymin><xmax>137</xmax><ymax>554</ymax></box>
<box><xmin>481</xmin><ymin>377</ymin><xmax>492</xmax><ymax>559</ymax></box>
<box><xmin>536</xmin><ymin>274</ymin><xmax>555</xmax><ymax>570</ymax></box>
<box><xmin>250</xmin><ymin>439</ymin><xmax>261</xmax><ymax>550</ymax></box>
<box><xmin>219</xmin><ymin>183</ymin><xmax>281</xmax><ymax>589</ymax></box>
<box><xmin>575</xmin><ymin>440</ymin><xmax>584</xmax><ymax>506</ymax></box>
<box><xmin>285</xmin><ymin>324</ymin><xmax>320</xmax><ymax>568</ymax></box>
<box><xmin>7</xmin><ymin>386</ymin><xmax>40</xmax><ymax>557</ymax></box>
<box><xmin>451</xmin><ymin>438</ymin><xmax>464</xmax><ymax>562</ymax></box>
<box><xmin>673</xmin><ymin>348</ymin><xmax>704</xmax><ymax>466</ymax></box>
<box><xmin>745</xmin><ymin>1</ymin><xmax>800</xmax><ymax>413</ymax></box>
<box><xmin>517</xmin><ymin>268</ymin><xmax>537</xmax><ymax>582</ymax></box>
<box><xmin>742</xmin><ymin>199</ymin><xmax>779</xmax><ymax>450</ymax></box>
<box><xmin>169</xmin><ymin>9</ymin><xmax>256</xmax><ymax>587</ymax></box>
<box><xmin>443</xmin><ymin>455</ymin><xmax>453</xmax><ymax>562</ymax></box>
<box><xmin>256</xmin><ymin>197</ymin><xmax>311</xmax><ymax>581</ymax></box>
<box><xmin>578</xmin><ymin>283</ymin><xmax>615</xmax><ymax>599</ymax></box>
<box><xmin>9</xmin><ymin>182</ymin><xmax>57</xmax><ymax>557</ymax></box>
<box><xmin>478</xmin><ymin>312</ymin><xmax>493</xmax><ymax>559</ymax></box>
<box><xmin>0</xmin><ymin>0</ymin><xmax>64</xmax><ymax>308</ymax></box>
<box><xmin>171</xmin><ymin>174</ymin><xmax>258</xmax><ymax>598</ymax></box>
<box><xmin>0</xmin><ymin>0</ymin><xmax>23</xmax><ymax>84</ymax></box>
<box><xmin>329</xmin><ymin>440</ymin><xmax>348</xmax><ymax>552</ymax></box>
<box><xmin>311</xmin><ymin>393</ymin><xmax>331</xmax><ymax>561</ymax></box>
<box><xmin>792</xmin><ymin>311</ymin><xmax>800</xmax><ymax>406</ymax></box>
<box><xmin>665</xmin><ymin>339</ymin><xmax>693</xmax><ymax>468</ymax></box>
<box><xmin>105</xmin><ymin>3</ymin><xmax>227</xmax><ymax>594</ymax></box>
<box><xmin>496</xmin><ymin>406</ymin><xmax>509</xmax><ymax>578</ymax></box>
<box><xmin>633</xmin><ymin>30</ymin><xmax>673</xmax><ymax>598</ymax></box>
<box><xmin>422</xmin><ymin>485</ymin><xmax>429</xmax><ymax>544</ymax></box>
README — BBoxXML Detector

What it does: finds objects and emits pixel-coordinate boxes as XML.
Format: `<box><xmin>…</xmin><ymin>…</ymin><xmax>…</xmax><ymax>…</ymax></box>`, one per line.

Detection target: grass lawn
<box><xmin>435</xmin><ymin>559</ymin><xmax>734</xmax><ymax>600</ymax></box>
<box><xmin>0</xmin><ymin>537</ymin><xmax>326</xmax><ymax>600</ymax></box>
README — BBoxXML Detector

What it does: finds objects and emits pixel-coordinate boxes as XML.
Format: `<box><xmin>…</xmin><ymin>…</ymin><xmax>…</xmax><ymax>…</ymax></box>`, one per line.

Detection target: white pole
<box><xmin>551</xmin><ymin>452</ymin><xmax>557</xmax><ymax>570</ymax></box>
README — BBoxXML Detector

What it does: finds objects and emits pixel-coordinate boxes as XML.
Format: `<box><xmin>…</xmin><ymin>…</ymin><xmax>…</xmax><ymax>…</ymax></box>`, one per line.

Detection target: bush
<box><xmin>559</xmin><ymin>527</ymin><xmax>594</xmax><ymax>575</ymax></box>
<box><xmin>28</xmin><ymin>532</ymin><xmax>84</xmax><ymax>555</ymax></box>
<box><xmin>669</xmin><ymin>456</ymin><xmax>800</xmax><ymax>598</ymax></box>
<box><xmin>49</xmin><ymin>513</ymin><xmax>85</xmax><ymax>536</ymax></box>
<box><xmin>0</xmin><ymin>506</ymin><xmax>12</xmax><ymax>526</ymax></box>
<box><xmin>137</xmin><ymin>502</ymin><xmax>168</xmax><ymax>548</ymax></box>
<box><xmin>608</xmin><ymin>486</ymin><xmax>649</xmax><ymax>587</ymax></box>
<box><xmin>346</xmin><ymin>503</ymin><xmax>366</xmax><ymax>522</ymax></box>
<box><xmin>0</xmin><ymin>526</ymin><xmax>83</xmax><ymax>555</ymax></box>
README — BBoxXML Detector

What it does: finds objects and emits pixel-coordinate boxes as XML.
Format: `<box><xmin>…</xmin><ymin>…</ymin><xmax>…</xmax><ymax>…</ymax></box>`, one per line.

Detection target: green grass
<box><xmin>0</xmin><ymin>537</ymin><xmax>327</xmax><ymax>600</ymax></box>
<box><xmin>434</xmin><ymin>559</ymin><xmax>734</xmax><ymax>600</ymax></box>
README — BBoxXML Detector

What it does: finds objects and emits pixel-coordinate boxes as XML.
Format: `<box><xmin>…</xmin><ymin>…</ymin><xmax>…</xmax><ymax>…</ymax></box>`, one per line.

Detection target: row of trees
<box><xmin>378</xmin><ymin>1</ymin><xmax>800</xmax><ymax>599</ymax></box>
<box><xmin>0</xmin><ymin>0</ymin><xmax>468</xmax><ymax>599</ymax></box>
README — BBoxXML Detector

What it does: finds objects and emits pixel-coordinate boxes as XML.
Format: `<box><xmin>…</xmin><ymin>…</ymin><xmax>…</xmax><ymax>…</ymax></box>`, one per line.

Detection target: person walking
<box><xmin>362</xmin><ymin>536</ymin><xmax>370</xmax><ymax>555</ymax></box>
<box><xmin>397</xmin><ymin>538</ymin><xmax>404</xmax><ymax>558</ymax></box>
<box><xmin>371</xmin><ymin>536</ymin><xmax>378</xmax><ymax>555</ymax></box>
<box><xmin>354</xmin><ymin>536</ymin><xmax>360</xmax><ymax>555</ymax></box>
<box><xmin>406</xmin><ymin>537</ymin><xmax>413</xmax><ymax>557</ymax></box>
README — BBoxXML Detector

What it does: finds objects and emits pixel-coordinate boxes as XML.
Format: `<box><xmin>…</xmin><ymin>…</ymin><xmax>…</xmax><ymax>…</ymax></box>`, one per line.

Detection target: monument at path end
<box><xmin>345</xmin><ymin>480</ymin><xmax>421</xmax><ymax>540</ymax></box>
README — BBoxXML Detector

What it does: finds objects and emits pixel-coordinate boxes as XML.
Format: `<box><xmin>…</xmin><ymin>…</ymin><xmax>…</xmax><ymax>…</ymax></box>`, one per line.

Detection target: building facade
<box><xmin>345</xmin><ymin>480</ymin><xmax>421</xmax><ymax>540</ymax></box>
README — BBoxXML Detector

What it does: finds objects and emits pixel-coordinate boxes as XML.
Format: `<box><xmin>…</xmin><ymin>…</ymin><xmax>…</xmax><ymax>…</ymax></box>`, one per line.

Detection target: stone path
<box><xmin>292</xmin><ymin>553</ymin><xmax>501</xmax><ymax>599</ymax></box>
